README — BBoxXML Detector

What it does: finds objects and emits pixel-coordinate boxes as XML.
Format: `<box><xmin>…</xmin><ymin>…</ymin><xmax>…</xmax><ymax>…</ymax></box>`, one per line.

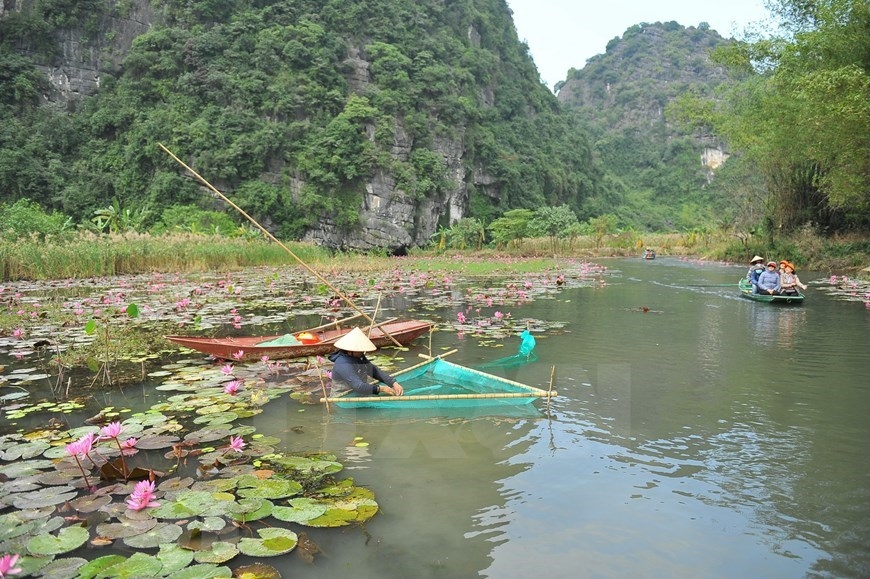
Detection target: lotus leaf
<box><xmin>195</xmin><ymin>402</ymin><xmax>233</xmax><ymax>416</ymax></box>
<box><xmin>187</xmin><ymin>516</ymin><xmax>226</xmax><ymax>532</ymax></box>
<box><xmin>1</xmin><ymin>440</ymin><xmax>49</xmax><ymax>460</ymax></box>
<box><xmin>135</xmin><ymin>434</ymin><xmax>181</xmax><ymax>449</ymax></box>
<box><xmin>237</xmin><ymin>527</ymin><xmax>297</xmax><ymax>557</ymax></box>
<box><xmin>183</xmin><ymin>427</ymin><xmax>232</xmax><ymax>443</ymax></box>
<box><xmin>155</xmin><ymin>543</ymin><xmax>195</xmax><ymax>576</ymax></box>
<box><xmin>123</xmin><ymin>522</ymin><xmax>184</xmax><ymax>550</ymax></box>
<box><xmin>193</xmin><ymin>541</ymin><xmax>239</xmax><ymax>564</ymax></box>
<box><xmin>1</xmin><ymin>475</ymin><xmax>41</xmax><ymax>493</ymax></box>
<box><xmin>69</xmin><ymin>494</ymin><xmax>112</xmax><ymax>513</ymax></box>
<box><xmin>11</xmin><ymin>554</ymin><xmax>53</xmax><ymax>577</ymax></box>
<box><xmin>33</xmin><ymin>556</ymin><xmax>87</xmax><ymax>579</ymax></box>
<box><xmin>227</xmin><ymin>498</ymin><xmax>273</xmax><ymax>522</ymax></box>
<box><xmin>192</xmin><ymin>412</ymin><xmax>238</xmax><ymax>426</ymax></box>
<box><xmin>96</xmin><ymin>516</ymin><xmax>158</xmax><ymax>539</ymax></box>
<box><xmin>0</xmin><ymin>517</ymin><xmax>35</xmax><ymax>541</ymax></box>
<box><xmin>305</xmin><ymin>486</ymin><xmax>379</xmax><ymax>528</ymax></box>
<box><xmin>232</xmin><ymin>562</ymin><xmax>282</xmax><ymax>579</ymax></box>
<box><xmin>27</xmin><ymin>525</ymin><xmax>89</xmax><ymax>555</ymax></box>
<box><xmin>75</xmin><ymin>554</ymin><xmax>128</xmax><ymax>579</ymax></box>
<box><xmin>271</xmin><ymin>455</ymin><xmax>343</xmax><ymax>477</ymax></box>
<box><xmin>151</xmin><ymin>491</ymin><xmax>236</xmax><ymax>519</ymax></box>
<box><xmin>158</xmin><ymin>477</ymin><xmax>194</xmax><ymax>493</ymax></box>
<box><xmin>14</xmin><ymin>486</ymin><xmax>78</xmax><ymax>509</ymax></box>
<box><xmin>236</xmin><ymin>477</ymin><xmax>302</xmax><ymax>500</ymax></box>
<box><xmin>270</xmin><ymin>498</ymin><xmax>328</xmax><ymax>524</ymax></box>
<box><xmin>164</xmin><ymin>563</ymin><xmax>232</xmax><ymax>579</ymax></box>
<box><xmin>190</xmin><ymin>478</ymin><xmax>238</xmax><ymax>493</ymax></box>
<box><xmin>0</xmin><ymin>458</ymin><xmax>55</xmax><ymax>478</ymax></box>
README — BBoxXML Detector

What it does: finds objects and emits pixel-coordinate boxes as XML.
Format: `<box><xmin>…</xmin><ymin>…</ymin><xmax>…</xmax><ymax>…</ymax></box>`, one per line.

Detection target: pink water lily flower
<box><xmin>220</xmin><ymin>363</ymin><xmax>234</xmax><ymax>375</ymax></box>
<box><xmin>224</xmin><ymin>380</ymin><xmax>242</xmax><ymax>396</ymax></box>
<box><xmin>0</xmin><ymin>553</ymin><xmax>22</xmax><ymax>578</ymax></box>
<box><xmin>99</xmin><ymin>421</ymin><xmax>123</xmax><ymax>441</ymax></box>
<box><xmin>126</xmin><ymin>479</ymin><xmax>160</xmax><ymax>511</ymax></box>
<box><xmin>120</xmin><ymin>437</ymin><xmax>139</xmax><ymax>456</ymax></box>
<box><xmin>232</xmin><ymin>350</ymin><xmax>244</xmax><ymax>360</ymax></box>
<box><xmin>65</xmin><ymin>432</ymin><xmax>95</xmax><ymax>457</ymax></box>
<box><xmin>228</xmin><ymin>435</ymin><xmax>246</xmax><ymax>453</ymax></box>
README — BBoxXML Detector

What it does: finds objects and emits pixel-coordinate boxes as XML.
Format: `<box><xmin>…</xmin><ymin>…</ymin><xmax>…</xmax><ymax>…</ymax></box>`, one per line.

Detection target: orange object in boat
<box><xmin>295</xmin><ymin>332</ymin><xmax>319</xmax><ymax>345</ymax></box>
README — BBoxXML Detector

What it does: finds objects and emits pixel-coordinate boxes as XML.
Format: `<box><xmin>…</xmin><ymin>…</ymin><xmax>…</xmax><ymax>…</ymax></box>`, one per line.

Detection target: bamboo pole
<box><xmin>368</xmin><ymin>293</ymin><xmax>382</xmax><ymax>335</ymax></box>
<box><xmin>302</xmin><ymin>312</ymin><xmax>365</xmax><ymax>334</ymax></box>
<box><xmin>158</xmin><ymin>143</ymin><xmax>404</xmax><ymax>348</ymax></box>
<box><xmin>321</xmin><ymin>391</ymin><xmax>554</xmax><ymax>403</ymax></box>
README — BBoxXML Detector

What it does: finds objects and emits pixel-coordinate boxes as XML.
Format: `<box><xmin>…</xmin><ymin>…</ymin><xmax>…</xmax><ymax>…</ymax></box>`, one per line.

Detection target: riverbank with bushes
<box><xmin>0</xmin><ymin>230</ymin><xmax>867</xmax><ymax>282</ymax></box>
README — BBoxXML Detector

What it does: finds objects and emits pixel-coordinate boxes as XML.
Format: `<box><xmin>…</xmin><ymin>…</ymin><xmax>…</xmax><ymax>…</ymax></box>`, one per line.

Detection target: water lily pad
<box><xmin>192</xmin><ymin>412</ymin><xmax>238</xmax><ymax>426</ymax></box>
<box><xmin>123</xmin><ymin>522</ymin><xmax>183</xmax><ymax>549</ymax></box>
<box><xmin>164</xmin><ymin>564</ymin><xmax>232</xmax><ymax>579</ymax></box>
<box><xmin>236</xmin><ymin>477</ymin><xmax>302</xmax><ymax>500</ymax></box>
<box><xmin>195</xmin><ymin>402</ymin><xmax>233</xmax><ymax>415</ymax></box>
<box><xmin>155</xmin><ymin>543</ymin><xmax>195</xmax><ymax>576</ymax></box>
<box><xmin>95</xmin><ymin>551</ymin><xmax>163</xmax><ymax>578</ymax></box>
<box><xmin>237</xmin><ymin>527</ymin><xmax>297</xmax><ymax>557</ymax></box>
<box><xmin>231</xmin><ymin>563</ymin><xmax>282</xmax><ymax>579</ymax></box>
<box><xmin>135</xmin><ymin>434</ymin><xmax>180</xmax><ymax>449</ymax></box>
<box><xmin>227</xmin><ymin>498</ymin><xmax>273</xmax><ymax>522</ymax></box>
<box><xmin>150</xmin><ymin>491</ymin><xmax>236</xmax><ymax>519</ymax></box>
<box><xmin>271</xmin><ymin>498</ymin><xmax>328</xmax><ymax>524</ymax></box>
<box><xmin>271</xmin><ymin>455</ymin><xmax>343</xmax><ymax>477</ymax></box>
<box><xmin>304</xmin><ymin>486</ymin><xmax>379</xmax><ymax>528</ymax></box>
<box><xmin>75</xmin><ymin>555</ymin><xmax>127</xmax><ymax>579</ymax></box>
<box><xmin>96</xmin><ymin>516</ymin><xmax>158</xmax><ymax>539</ymax></box>
<box><xmin>14</xmin><ymin>486</ymin><xmax>78</xmax><ymax>509</ymax></box>
<box><xmin>33</xmin><ymin>557</ymin><xmax>87</xmax><ymax>579</ymax></box>
<box><xmin>0</xmin><ymin>458</ymin><xmax>55</xmax><ymax>478</ymax></box>
<box><xmin>27</xmin><ymin>525</ymin><xmax>89</xmax><ymax>555</ymax></box>
<box><xmin>183</xmin><ymin>427</ymin><xmax>231</xmax><ymax>443</ymax></box>
<box><xmin>187</xmin><ymin>516</ymin><xmax>226</xmax><ymax>532</ymax></box>
<box><xmin>69</xmin><ymin>494</ymin><xmax>112</xmax><ymax>513</ymax></box>
<box><xmin>193</xmin><ymin>541</ymin><xmax>238</xmax><ymax>564</ymax></box>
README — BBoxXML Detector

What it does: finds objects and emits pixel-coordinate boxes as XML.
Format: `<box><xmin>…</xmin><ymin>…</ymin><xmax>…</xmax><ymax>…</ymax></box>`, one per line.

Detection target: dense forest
<box><xmin>0</xmin><ymin>0</ymin><xmax>867</xmax><ymax>249</ymax></box>
<box><xmin>0</xmin><ymin>0</ymin><xmax>602</xmax><ymax>246</ymax></box>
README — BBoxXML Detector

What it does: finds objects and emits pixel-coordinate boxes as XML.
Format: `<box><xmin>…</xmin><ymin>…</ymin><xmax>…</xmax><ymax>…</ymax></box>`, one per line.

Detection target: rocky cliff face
<box><xmin>5</xmin><ymin>0</ymin><xmax>159</xmax><ymax>106</ymax></box>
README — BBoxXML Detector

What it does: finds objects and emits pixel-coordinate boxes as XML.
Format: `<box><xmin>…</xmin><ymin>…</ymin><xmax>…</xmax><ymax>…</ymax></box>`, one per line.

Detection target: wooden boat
<box><xmin>166</xmin><ymin>318</ymin><xmax>433</xmax><ymax>361</ymax></box>
<box><xmin>321</xmin><ymin>351</ymin><xmax>556</xmax><ymax>409</ymax></box>
<box><xmin>738</xmin><ymin>279</ymin><xmax>805</xmax><ymax>304</ymax></box>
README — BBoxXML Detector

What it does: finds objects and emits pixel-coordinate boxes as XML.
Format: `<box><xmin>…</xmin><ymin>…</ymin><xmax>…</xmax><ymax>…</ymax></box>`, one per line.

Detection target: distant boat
<box><xmin>738</xmin><ymin>279</ymin><xmax>805</xmax><ymax>305</ymax></box>
<box><xmin>321</xmin><ymin>352</ymin><xmax>556</xmax><ymax>409</ymax></box>
<box><xmin>166</xmin><ymin>318</ymin><xmax>433</xmax><ymax>361</ymax></box>
<box><xmin>643</xmin><ymin>249</ymin><xmax>656</xmax><ymax>260</ymax></box>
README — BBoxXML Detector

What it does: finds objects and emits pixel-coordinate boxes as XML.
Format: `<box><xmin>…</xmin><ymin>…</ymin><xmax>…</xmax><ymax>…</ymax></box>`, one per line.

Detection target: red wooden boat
<box><xmin>166</xmin><ymin>318</ymin><xmax>433</xmax><ymax>361</ymax></box>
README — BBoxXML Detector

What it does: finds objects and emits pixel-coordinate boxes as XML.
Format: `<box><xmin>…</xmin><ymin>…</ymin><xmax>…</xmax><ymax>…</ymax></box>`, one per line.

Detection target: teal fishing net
<box><xmin>476</xmin><ymin>329</ymin><xmax>538</xmax><ymax>370</ymax></box>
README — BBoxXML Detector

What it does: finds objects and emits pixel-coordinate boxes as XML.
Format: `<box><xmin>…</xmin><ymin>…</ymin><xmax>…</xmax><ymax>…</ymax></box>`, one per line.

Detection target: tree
<box><xmin>527</xmin><ymin>205</ymin><xmax>579</xmax><ymax>256</ymax></box>
<box><xmin>488</xmin><ymin>209</ymin><xmax>533</xmax><ymax>249</ymax></box>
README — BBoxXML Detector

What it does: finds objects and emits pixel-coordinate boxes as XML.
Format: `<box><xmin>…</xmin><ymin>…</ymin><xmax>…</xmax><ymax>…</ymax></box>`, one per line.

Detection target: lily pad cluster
<box><xmin>0</xmin><ymin>357</ymin><xmax>379</xmax><ymax>578</ymax></box>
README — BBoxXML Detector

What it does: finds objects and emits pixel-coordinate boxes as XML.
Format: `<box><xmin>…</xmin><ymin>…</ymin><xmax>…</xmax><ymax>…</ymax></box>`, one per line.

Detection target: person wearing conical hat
<box><xmin>747</xmin><ymin>255</ymin><xmax>766</xmax><ymax>288</ymax></box>
<box><xmin>328</xmin><ymin>327</ymin><xmax>404</xmax><ymax>396</ymax></box>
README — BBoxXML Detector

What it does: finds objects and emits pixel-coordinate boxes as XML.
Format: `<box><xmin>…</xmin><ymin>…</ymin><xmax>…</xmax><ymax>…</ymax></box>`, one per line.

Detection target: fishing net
<box><xmin>476</xmin><ymin>330</ymin><xmax>538</xmax><ymax>370</ymax></box>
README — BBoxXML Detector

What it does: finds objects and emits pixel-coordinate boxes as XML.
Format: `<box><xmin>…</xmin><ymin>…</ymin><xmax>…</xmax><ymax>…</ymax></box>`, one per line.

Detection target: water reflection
<box><xmin>746</xmin><ymin>304</ymin><xmax>807</xmax><ymax>349</ymax></box>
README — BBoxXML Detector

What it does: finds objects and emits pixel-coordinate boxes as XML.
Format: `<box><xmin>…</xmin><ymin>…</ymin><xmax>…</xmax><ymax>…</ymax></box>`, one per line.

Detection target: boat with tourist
<box><xmin>738</xmin><ymin>279</ymin><xmax>805</xmax><ymax>304</ymax></box>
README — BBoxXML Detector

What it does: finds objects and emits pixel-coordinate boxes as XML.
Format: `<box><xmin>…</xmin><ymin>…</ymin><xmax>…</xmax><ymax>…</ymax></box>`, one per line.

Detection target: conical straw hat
<box><xmin>750</xmin><ymin>255</ymin><xmax>764</xmax><ymax>263</ymax></box>
<box><xmin>333</xmin><ymin>327</ymin><xmax>377</xmax><ymax>352</ymax></box>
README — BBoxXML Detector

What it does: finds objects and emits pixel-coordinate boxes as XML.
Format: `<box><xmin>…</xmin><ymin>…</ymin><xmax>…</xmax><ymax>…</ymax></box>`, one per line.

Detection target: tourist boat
<box><xmin>320</xmin><ymin>352</ymin><xmax>556</xmax><ymax>409</ymax></box>
<box><xmin>643</xmin><ymin>249</ymin><xmax>656</xmax><ymax>260</ymax></box>
<box><xmin>166</xmin><ymin>318</ymin><xmax>433</xmax><ymax>361</ymax></box>
<box><xmin>738</xmin><ymin>279</ymin><xmax>805</xmax><ymax>304</ymax></box>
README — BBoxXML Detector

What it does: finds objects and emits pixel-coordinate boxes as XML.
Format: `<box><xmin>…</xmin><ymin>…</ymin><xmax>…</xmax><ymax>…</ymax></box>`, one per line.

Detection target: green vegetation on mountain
<box><xmin>557</xmin><ymin>21</ymin><xmax>748</xmax><ymax>232</ymax></box>
<box><xmin>0</xmin><ymin>0</ymin><xmax>602</xmax><ymax>243</ymax></box>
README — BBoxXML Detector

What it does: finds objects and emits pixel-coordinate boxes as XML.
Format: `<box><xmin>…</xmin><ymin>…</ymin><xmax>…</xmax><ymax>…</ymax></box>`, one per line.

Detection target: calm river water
<box><xmin>4</xmin><ymin>257</ymin><xmax>869</xmax><ymax>578</ymax></box>
<box><xmin>245</xmin><ymin>257</ymin><xmax>869</xmax><ymax>578</ymax></box>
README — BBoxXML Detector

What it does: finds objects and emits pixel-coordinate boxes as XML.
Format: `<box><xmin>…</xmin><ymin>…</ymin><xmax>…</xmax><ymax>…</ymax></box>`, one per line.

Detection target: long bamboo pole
<box><xmin>158</xmin><ymin>143</ymin><xmax>403</xmax><ymax>347</ymax></box>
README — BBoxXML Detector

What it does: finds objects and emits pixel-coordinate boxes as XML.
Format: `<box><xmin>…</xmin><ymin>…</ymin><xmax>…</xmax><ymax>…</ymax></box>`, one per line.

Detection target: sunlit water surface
<box><xmin>4</xmin><ymin>258</ymin><xmax>869</xmax><ymax>578</ymax></box>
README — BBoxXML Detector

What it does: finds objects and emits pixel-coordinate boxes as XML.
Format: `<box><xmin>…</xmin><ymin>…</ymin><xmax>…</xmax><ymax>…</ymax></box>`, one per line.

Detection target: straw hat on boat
<box><xmin>333</xmin><ymin>327</ymin><xmax>377</xmax><ymax>352</ymax></box>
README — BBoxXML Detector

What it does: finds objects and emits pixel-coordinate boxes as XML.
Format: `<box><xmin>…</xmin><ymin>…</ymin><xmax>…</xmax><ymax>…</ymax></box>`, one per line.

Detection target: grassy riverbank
<box><xmin>0</xmin><ymin>230</ymin><xmax>867</xmax><ymax>282</ymax></box>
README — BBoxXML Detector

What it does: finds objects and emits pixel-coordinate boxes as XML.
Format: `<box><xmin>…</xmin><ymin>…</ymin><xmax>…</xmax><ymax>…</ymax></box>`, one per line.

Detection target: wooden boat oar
<box><xmin>158</xmin><ymin>143</ymin><xmax>404</xmax><ymax>349</ymax></box>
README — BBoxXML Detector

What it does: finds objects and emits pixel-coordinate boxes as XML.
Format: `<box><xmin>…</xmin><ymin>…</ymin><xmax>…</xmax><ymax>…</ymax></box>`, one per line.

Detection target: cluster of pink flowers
<box><xmin>65</xmin><ymin>432</ymin><xmax>95</xmax><ymax>457</ymax></box>
<box><xmin>0</xmin><ymin>554</ymin><xmax>22</xmax><ymax>578</ymax></box>
<box><xmin>126</xmin><ymin>480</ymin><xmax>160</xmax><ymax>511</ymax></box>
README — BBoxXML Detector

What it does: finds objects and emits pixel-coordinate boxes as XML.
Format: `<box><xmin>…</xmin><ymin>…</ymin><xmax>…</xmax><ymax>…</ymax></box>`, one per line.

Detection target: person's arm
<box><xmin>332</xmin><ymin>358</ymin><xmax>380</xmax><ymax>395</ymax></box>
<box><xmin>371</xmin><ymin>365</ymin><xmax>404</xmax><ymax>396</ymax></box>
<box><xmin>796</xmin><ymin>275</ymin><xmax>807</xmax><ymax>290</ymax></box>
